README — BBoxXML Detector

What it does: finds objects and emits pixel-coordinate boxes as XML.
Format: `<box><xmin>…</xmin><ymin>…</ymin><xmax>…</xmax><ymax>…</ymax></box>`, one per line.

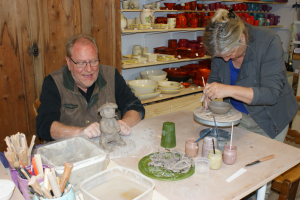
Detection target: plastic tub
<box><xmin>35</xmin><ymin>136</ymin><xmax>109</xmax><ymax>191</ymax></box>
<box><xmin>80</xmin><ymin>166</ymin><xmax>155</xmax><ymax>200</ymax></box>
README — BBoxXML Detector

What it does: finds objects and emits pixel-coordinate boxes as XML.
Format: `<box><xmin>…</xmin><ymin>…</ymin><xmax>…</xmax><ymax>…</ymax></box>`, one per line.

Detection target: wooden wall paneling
<box><xmin>0</xmin><ymin>0</ymin><xmax>35</xmax><ymax>151</ymax></box>
<box><xmin>92</xmin><ymin>0</ymin><xmax>121</xmax><ymax>72</ymax></box>
<box><xmin>144</xmin><ymin>93</ymin><xmax>203</xmax><ymax>119</ymax></box>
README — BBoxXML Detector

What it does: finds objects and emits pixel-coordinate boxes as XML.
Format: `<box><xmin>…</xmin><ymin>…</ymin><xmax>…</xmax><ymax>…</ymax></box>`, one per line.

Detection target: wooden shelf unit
<box><xmin>122</xmin><ymin>26</ymin><xmax>283</xmax><ymax>34</ymax></box>
<box><xmin>141</xmin><ymin>82</ymin><xmax>203</xmax><ymax>104</ymax></box>
<box><xmin>121</xmin><ymin>9</ymin><xmax>272</xmax><ymax>13</ymax></box>
<box><xmin>122</xmin><ymin>56</ymin><xmax>211</xmax><ymax>69</ymax></box>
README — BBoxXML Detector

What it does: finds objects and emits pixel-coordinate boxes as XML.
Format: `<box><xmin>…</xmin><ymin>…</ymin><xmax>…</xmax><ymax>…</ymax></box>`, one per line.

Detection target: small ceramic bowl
<box><xmin>164</xmin><ymin>3</ymin><xmax>176</xmax><ymax>10</ymax></box>
<box><xmin>143</xmin><ymin>4</ymin><xmax>153</xmax><ymax>9</ymax></box>
<box><xmin>208</xmin><ymin>101</ymin><xmax>232</xmax><ymax>114</ymax></box>
<box><xmin>128</xmin><ymin>80</ymin><xmax>158</xmax><ymax>95</ymax></box>
<box><xmin>158</xmin><ymin>85</ymin><xmax>183</xmax><ymax>90</ymax></box>
<box><xmin>158</xmin><ymin>81</ymin><xmax>181</xmax><ymax>88</ymax></box>
<box><xmin>181</xmin><ymin>82</ymin><xmax>191</xmax><ymax>88</ymax></box>
<box><xmin>140</xmin><ymin>70</ymin><xmax>167</xmax><ymax>82</ymax></box>
<box><xmin>135</xmin><ymin>91</ymin><xmax>161</xmax><ymax>100</ymax></box>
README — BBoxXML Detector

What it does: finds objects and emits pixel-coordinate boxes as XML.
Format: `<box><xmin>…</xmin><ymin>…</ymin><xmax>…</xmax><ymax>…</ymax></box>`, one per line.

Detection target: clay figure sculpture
<box><xmin>98</xmin><ymin>102</ymin><xmax>126</xmax><ymax>152</ymax></box>
<box><xmin>148</xmin><ymin>150</ymin><xmax>194</xmax><ymax>173</ymax></box>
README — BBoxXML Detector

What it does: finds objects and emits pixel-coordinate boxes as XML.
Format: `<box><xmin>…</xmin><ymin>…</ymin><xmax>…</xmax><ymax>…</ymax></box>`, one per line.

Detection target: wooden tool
<box><xmin>34</xmin><ymin>154</ymin><xmax>44</xmax><ymax>176</ymax></box>
<box><xmin>28</xmin><ymin>135</ymin><xmax>36</xmax><ymax>164</ymax></box>
<box><xmin>47</xmin><ymin>173</ymin><xmax>62</xmax><ymax>198</ymax></box>
<box><xmin>59</xmin><ymin>162</ymin><xmax>73</xmax><ymax>193</ymax></box>
<box><xmin>41</xmin><ymin>187</ymin><xmax>53</xmax><ymax>199</ymax></box>
<box><xmin>28</xmin><ymin>176</ymin><xmax>43</xmax><ymax>195</ymax></box>
<box><xmin>245</xmin><ymin>155</ymin><xmax>275</xmax><ymax>167</ymax></box>
<box><xmin>21</xmin><ymin>168</ymin><xmax>30</xmax><ymax>180</ymax></box>
<box><xmin>32</xmin><ymin>157</ymin><xmax>39</xmax><ymax>176</ymax></box>
<box><xmin>43</xmin><ymin>168</ymin><xmax>51</xmax><ymax>191</ymax></box>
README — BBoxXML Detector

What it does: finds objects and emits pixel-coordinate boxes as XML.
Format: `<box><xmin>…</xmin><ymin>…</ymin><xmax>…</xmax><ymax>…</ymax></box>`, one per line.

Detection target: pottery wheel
<box><xmin>193</xmin><ymin>106</ymin><xmax>242</xmax><ymax>127</ymax></box>
<box><xmin>91</xmin><ymin>137</ymin><xmax>136</xmax><ymax>159</ymax></box>
<box><xmin>200</xmin><ymin>128</ymin><xmax>230</xmax><ymax>141</ymax></box>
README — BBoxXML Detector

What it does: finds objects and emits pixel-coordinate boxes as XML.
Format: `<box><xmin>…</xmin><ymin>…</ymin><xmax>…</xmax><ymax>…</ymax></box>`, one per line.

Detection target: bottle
<box><xmin>202</xmin><ymin>136</ymin><xmax>217</xmax><ymax>157</ymax></box>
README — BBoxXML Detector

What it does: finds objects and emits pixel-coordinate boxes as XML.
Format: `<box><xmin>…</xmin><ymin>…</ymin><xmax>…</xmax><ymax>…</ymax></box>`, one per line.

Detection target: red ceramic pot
<box><xmin>185</xmin><ymin>4</ymin><xmax>191</xmax><ymax>10</ymax></box>
<box><xmin>163</xmin><ymin>67</ymin><xmax>190</xmax><ymax>77</ymax></box>
<box><xmin>197</xmin><ymin>4</ymin><xmax>204</xmax><ymax>10</ymax></box>
<box><xmin>221</xmin><ymin>4</ymin><xmax>227</xmax><ymax>9</ymax></box>
<box><xmin>178</xmin><ymin>39</ymin><xmax>189</xmax><ymax>48</ymax></box>
<box><xmin>190</xmin><ymin>1</ymin><xmax>197</xmax><ymax>10</ymax></box>
<box><xmin>195</xmin><ymin>68</ymin><xmax>211</xmax><ymax>76</ymax></box>
<box><xmin>197</xmin><ymin>36</ymin><xmax>203</xmax><ymax>43</ymax></box>
<box><xmin>176</xmin><ymin>13</ymin><xmax>187</xmax><ymax>28</ymax></box>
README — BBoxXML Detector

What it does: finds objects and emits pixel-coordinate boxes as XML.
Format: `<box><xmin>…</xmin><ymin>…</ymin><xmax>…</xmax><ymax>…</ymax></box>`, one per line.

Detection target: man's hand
<box><xmin>117</xmin><ymin>120</ymin><xmax>131</xmax><ymax>136</ymax></box>
<box><xmin>80</xmin><ymin>122</ymin><xmax>101</xmax><ymax>138</ymax></box>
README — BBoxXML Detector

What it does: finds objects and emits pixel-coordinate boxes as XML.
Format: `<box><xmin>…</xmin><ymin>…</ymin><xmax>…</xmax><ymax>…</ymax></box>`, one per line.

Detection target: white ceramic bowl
<box><xmin>158</xmin><ymin>85</ymin><xmax>183</xmax><ymax>91</ymax></box>
<box><xmin>128</xmin><ymin>79</ymin><xmax>158</xmax><ymax>95</ymax></box>
<box><xmin>140</xmin><ymin>70</ymin><xmax>167</xmax><ymax>82</ymax></box>
<box><xmin>0</xmin><ymin>179</ymin><xmax>15</xmax><ymax>200</ymax></box>
<box><xmin>159</xmin><ymin>87</ymin><xmax>184</xmax><ymax>94</ymax></box>
<box><xmin>158</xmin><ymin>81</ymin><xmax>181</xmax><ymax>88</ymax></box>
<box><xmin>143</xmin><ymin>4</ymin><xmax>152</xmax><ymax>9</ymax></box>
<box><xmin>135</xmin><ymin>91</ymin><xmax>161</xmax><ymax>100</ymax></box>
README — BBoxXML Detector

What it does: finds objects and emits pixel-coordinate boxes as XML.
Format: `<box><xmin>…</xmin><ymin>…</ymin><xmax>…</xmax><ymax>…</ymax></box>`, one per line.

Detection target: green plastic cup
<box><xmin>161</xmin><ymin>122</ymin><xmax>176</xmax><ymax>148</ymax></box>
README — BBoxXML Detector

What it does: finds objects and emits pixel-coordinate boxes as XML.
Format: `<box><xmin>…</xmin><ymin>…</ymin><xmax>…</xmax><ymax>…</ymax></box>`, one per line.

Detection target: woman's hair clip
<box><xmin>228</xmin><ymin>9</ymin><xmax>236</xmax><ymax>19</ymax></box>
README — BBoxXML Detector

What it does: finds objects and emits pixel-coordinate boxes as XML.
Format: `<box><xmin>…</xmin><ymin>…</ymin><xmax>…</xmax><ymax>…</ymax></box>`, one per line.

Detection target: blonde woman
<box><xmin>201</xmin><ymin>9</ymin><xmax>298</xmax><ymax>199</ymax></box>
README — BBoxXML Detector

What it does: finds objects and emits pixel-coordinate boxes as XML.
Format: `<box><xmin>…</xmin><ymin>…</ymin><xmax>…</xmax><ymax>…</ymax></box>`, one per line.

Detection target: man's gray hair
<box><xmin>66</xmin><ymin>34</ymin><xmax>99</xmax><ymax>58</ymax></box>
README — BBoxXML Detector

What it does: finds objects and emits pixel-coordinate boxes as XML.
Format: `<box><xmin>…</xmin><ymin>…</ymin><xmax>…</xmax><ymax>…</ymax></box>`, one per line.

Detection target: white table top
<box><xmin>112</xmin><ymin>110</ymin><xmax>300</xmax><ymax>200</ymax></box>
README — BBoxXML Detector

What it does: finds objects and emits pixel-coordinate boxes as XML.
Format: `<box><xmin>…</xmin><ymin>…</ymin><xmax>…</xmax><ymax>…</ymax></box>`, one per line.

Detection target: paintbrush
<box><xmin>212</xmin><ymin>138</ymin><xmax>216</xmax><ymax>154</ymax></box>
<box><xmin>212</xmin><ymin>115</ymin><xmax>220</xmax><ymax>140</ymax></box>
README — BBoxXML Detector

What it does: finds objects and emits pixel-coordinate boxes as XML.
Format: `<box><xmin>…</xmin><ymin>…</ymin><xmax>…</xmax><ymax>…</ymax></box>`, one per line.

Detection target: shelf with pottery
<box><xmin>122</xmin><ymin>25</ymin><xmax>283</xmax><ymax>34</ymax></box>
<box><xmin>141</xmin><ymin>81</ymin><xmax>203</xmax><ymax>104</ymax></box>
<box><xmin>221</xmin><ymin>0</ymin><xmax>287</xmax><ymax>4</ymax></box>
<box><xmin>121</xmin><ymin>9</ymin><xmax>271</xmax><ymax>14</ymax></box>
<box><xmin>122</xmin><ymin>55</ymin><xmax>211</xmax><ymax>69</ymax></box>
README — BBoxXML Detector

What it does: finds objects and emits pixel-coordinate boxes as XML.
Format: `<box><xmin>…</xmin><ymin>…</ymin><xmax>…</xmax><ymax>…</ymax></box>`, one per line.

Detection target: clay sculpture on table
<box><xmin>148</xmin><ymin>150</ymin><xmax>194</xmax><ymax>173</ymax></box>
<box><xmin>98</xmin><ymin>102</ymin><xmax>126</xmax><ymax>152</ymax></box>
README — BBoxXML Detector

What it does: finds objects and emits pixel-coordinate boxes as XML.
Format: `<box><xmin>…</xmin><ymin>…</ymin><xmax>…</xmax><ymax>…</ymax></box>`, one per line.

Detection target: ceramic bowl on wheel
<box><xmin>208</xmin><ymin>101</ymin><xmax>232</xmax><ymax>114</ymax></box>
<box><xmin>128</xmin><ymin>80</ymin><xmax>158</xmax><ymax>95</ymax></box>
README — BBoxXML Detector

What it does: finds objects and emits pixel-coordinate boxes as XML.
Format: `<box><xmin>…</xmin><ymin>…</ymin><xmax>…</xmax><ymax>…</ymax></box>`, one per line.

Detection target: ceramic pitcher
<box><xmin>140</xmin><ymin>8</ymin><xmax>154</xmax><ymax>25</ymax></box>
<box><xmin>121</xmin><ymin>14</ymin><xmax>127</xmax><ymax>29</ymax></box>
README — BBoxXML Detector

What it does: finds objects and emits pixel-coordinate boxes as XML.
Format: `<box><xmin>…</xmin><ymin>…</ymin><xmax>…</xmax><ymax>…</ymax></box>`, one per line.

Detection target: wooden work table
<box><xmin>112</xmin><ymin>110</ymin><xmax>300</xmax><ymax>200</ymax></box>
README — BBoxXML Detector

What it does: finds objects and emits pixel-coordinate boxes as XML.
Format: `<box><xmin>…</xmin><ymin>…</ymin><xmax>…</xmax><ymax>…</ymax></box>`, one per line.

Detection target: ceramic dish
<box><xmin>158</xmin><ymin>81</ymin><xmax>181</xmax><ymax>88</ymax></box>
<box><xmin>128</xmin><ymin>80</ymin><xmax>158</xmax><ymax>95</ymax></box>
<box><xmin>158</xmin><ymin>85</ymin><xmax>183</xmax><ymax>91</ymax></box>
<box><xmin>208</xmin><ymin>101</ymin><xmax>232</xmax><ymax>114</ymax></box>
<box><xmin>159</xmin><ymin>87</ymin><xmax>184</xmax><ymax>94</ymax></box>
<box><xmin>140</xmin><ymin>70</ymin><xmax>167</xmax><ymax>82</ymax></box>
<box><xmin>0</xmin><ymin>179</ymin><xmax>15</xmax><ymax>200</ymax></box>
<box><xmin>135</xmin><ymin>91</ymin><xmax>161</xmax><ymax>100</ymax></box>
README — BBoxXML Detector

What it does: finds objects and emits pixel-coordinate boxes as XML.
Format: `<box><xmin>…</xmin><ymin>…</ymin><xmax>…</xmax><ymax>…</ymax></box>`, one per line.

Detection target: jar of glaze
<box><xmin>185</xmin><ymin>138</ymin><xmax>198</xmax><ymax>157</ymax></box>
<box><xmin>217</xmin><ymin>137</ymin><xmax>228</xmax><ymax>152</ymax></box>
<box><xmin>223</xmin><ymin>145</ymin><xmax>237</xmax><ymax>165</ymax></box>
<box><xmin>132</xmin><ymin>45</ymin><xmax>142</xmax><ymax>56</ymax></box>
<box><xmin>202</xmin><ymin>136</ymin><xmax>217</xmax><ymax>158</ymax></box>
<box><xmin>207</xmin><ymin>149</ymin><xmax>222</xmax><ymax>170</ymax></box>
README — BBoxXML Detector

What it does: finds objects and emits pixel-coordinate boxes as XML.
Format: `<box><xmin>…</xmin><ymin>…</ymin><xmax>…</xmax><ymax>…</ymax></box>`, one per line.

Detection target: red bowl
<box><xmin>163</xmin><ymin>67</ymin><xmax>190</xmax><ymax>77</ymax></box>
<box><xmin>167</xmin><ymin>14</ymin><xmax>178</xmax><ymax>18</ymax></box>
<box><xmin>192</xmin><ymin>76</ymin><xmax>208</xmax><ymax>86</ymax></box>
<box><xmin>164</xmin><ymin>3</ymin><xmax>176</xmax><ymax>10</ymax></box>
<box><xmin>197</xmin><ymin>68</ymin><xmax>211</xmax><ymax>76</ymax></box>
<box><xmin>193</xmin><ymin>73</ymin><xmax>209</xmax><ymax>81</ymax></box>
<box><xmin>181</xmin><ymin>82</ymin><xmax>191</xmax><ymax>88</ymax></box>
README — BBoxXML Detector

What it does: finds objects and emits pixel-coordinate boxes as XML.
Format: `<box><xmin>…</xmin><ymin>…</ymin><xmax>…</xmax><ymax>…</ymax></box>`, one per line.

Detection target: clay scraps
<box><xmin>148</xmin><ymin>150</ymin><xmax>194</xmax><ymax>173</ymax></box>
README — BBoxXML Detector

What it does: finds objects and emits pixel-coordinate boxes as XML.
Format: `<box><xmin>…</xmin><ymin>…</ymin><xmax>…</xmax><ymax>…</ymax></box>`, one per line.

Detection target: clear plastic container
<box><xmin>35</xmin><ymin>136</ymin><xmax>109</xmax><ymax>191</ymax></box>
<box><xmin>80</xmin><ymin>166</ymin><xmax>155</xmax><ymax>200</ymax></box>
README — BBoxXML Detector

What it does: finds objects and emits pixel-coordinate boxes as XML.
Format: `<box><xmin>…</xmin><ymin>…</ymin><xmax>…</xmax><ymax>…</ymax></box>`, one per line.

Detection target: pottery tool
<box><xmin>195</xmin><ymin>128</ymin><xmax>212</xmax><ymax>143</ymax></box>
<box><xmin>59</xmin><ymin>162</ymin><xmax>73</xmax><ymax>193</ymax></box>
<box><xmin>34</xmin><ymin>154</ymin><xmax>44</xmax><ymax>176</ymax></box>
<box><xmin>64</xmin><ymin>184</ymin><xmax>72</xmax><ymax>195</ymax></box>
<box><xmin>41</xmin><ymin>187</ymin><xmax>53</xmax><ymax>199</ymax></box>
<box><xmin>245</xmin><ymin>155</ymin><xmax>275</xmax><ymax>167</ymax></box>
<box><xmin>28</xmin><ymin>176</ymin><xmax>43</xmax><ymax>195</ymax></box>
<box><xmin>212</xmin><ymin>138</ymin><xmax>215</xmax><ymax>154</ymax></box>
<box><xmin>43</xmin><ymin>168</ymin><xmax>51</xmax><ymax>191</ymax></box>
<box><xmin>47</xmin><ymin>172</ymin><xmax>62</xmax><ymax>198</ymax></box>
<box><xmin>212</xmin><ymin>115</ymin><xmax>220</xmax><ymax>140</ymax></box>
<box><xmin>28</xmin><ymin>135</ymin><xmax>36</xmax><ymax>163</ymax></box>
<box><xmin>21</xmin><ymin>168</ymin><xmax>30</xmax><ymax>180</ymax></box>
<box><xmin>230</xmin><ymin>122</ymin><xmax>233</xmax><ymax>150</ymax></box>
<box><xmin>202</xmin><ymin>76</ymin><xmax>206</xmax><ymax>87</ymax></box>
<box><xmin>32</xmin><ymin>157</ymin><xmax>39</xmax><ymax>176</ymax></box>
<box><xmin>226</xmin><ymin>168</ymin><xmax>247</xmax><ymax>182</ymax></box>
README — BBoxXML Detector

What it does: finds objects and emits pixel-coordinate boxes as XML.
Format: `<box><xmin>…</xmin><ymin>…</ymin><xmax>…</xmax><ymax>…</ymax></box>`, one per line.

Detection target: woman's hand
<box><xmin>204</xmin><ymin>82</ymin><xmax>230</xmax><ymax>100</ymax></box>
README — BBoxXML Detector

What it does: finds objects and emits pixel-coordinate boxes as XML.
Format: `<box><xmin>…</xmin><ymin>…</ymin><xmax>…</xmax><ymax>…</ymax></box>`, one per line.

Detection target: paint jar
<box><xmin>207</xmin><ymin>149</ymin><xmax>222</xmax><ymax>170</ymax></box>
<box><xmin>195</xmin><ymin>157</ymin><xmax>210</xmax><ymax>180</ymax></box>
<box><xmin>185</xmin><ymin>138</ymin><xmax>198</xmax><ymax>157</ymax></box>
<box><xmin>202</xmin><ymin>136</ymin><xmax>217</xmax><ymax>158</ymax></box>
<box><xmin>217</xmin><ymin>137</ymin><xmax>228</xmax><ymax>152</ymax></box>
<box><xmin>223</xmin><ymin>145</ymin><xmax>237</xmax><ymax>165</ymax></box>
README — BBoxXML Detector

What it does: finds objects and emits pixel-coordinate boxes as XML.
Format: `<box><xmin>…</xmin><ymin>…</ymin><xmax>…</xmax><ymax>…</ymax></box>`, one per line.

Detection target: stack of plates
<box><xmin>158</xmin><ymin>81</ymin><xmax>185</xmax><ymax>94</ymax></box>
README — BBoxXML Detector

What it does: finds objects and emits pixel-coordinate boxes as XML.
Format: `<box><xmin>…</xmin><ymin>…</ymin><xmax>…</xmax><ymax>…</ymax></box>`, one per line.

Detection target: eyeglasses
<box><xmin>69</xmin><ymin>57</ymin><xmax>100</xmax><ymax>69</ymax></box>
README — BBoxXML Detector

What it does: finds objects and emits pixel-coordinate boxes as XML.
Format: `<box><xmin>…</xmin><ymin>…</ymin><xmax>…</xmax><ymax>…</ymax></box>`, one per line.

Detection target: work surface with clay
<box><xmin>194</xmin><ymin>106</ymin><xmax>242</xmax><ymax>123</ymax></box>
<box><xmin>112</xmin><ymin>110</ymin><xmax>300</xmax><ymax>200</ymax></box>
